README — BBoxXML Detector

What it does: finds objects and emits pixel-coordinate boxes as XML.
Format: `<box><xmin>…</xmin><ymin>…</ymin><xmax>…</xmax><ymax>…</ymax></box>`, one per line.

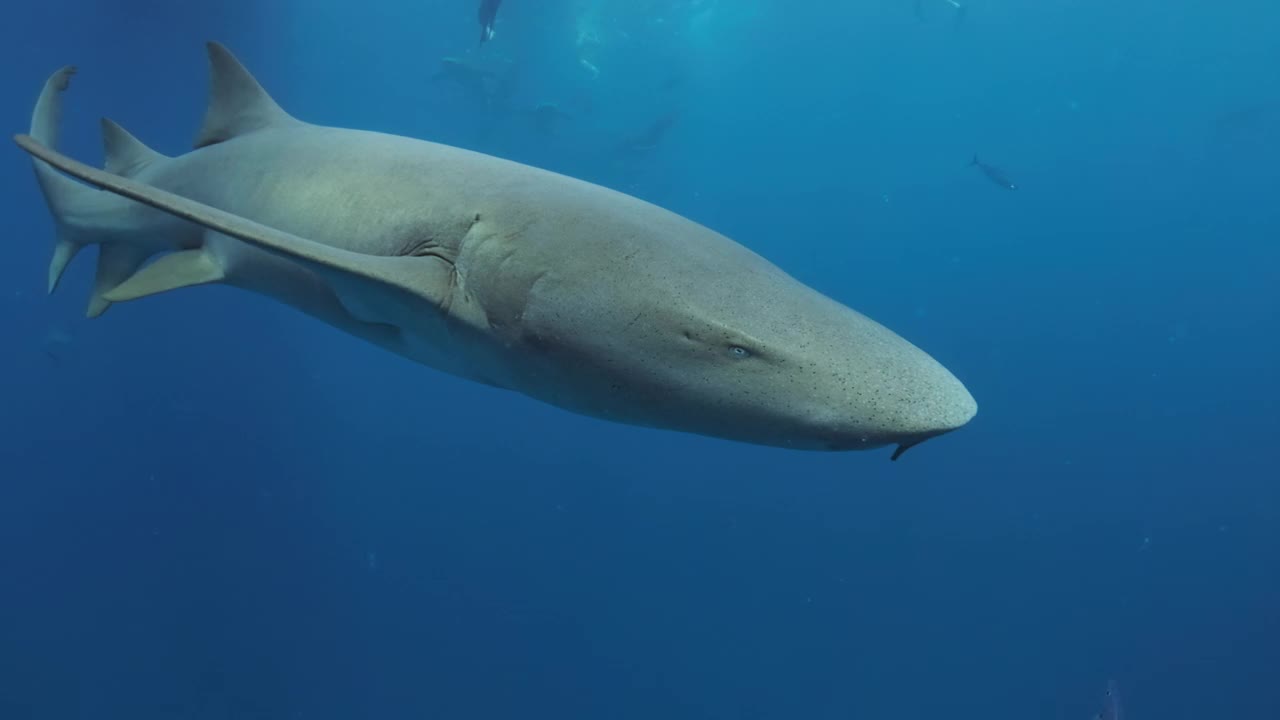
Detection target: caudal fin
<box><xmin>29</xmin><ymin>66</ymin><xmax>90</xmax><ymax>295</ymax></box>
<box><xmin>27</xmin><ymin>64</ymin><xmax>172</xmax><ymax>316</ymax></box>
<box><xmin>968</xmin><ymin>153</ymin><xmax>980</xmax><ymax>166</ymax></box>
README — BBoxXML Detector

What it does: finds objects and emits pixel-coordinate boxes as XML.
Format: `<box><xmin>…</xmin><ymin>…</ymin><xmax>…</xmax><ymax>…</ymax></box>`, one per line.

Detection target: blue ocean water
<box><xmin>1</xmin><ymin>1</ymin><xmax>1276</xmax><ymax>717</ymax></box>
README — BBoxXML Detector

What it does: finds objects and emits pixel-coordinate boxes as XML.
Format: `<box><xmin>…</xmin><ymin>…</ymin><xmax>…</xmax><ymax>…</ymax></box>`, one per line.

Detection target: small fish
<box><xmin>969</xmin><ymin>154</ymin><xmax>1017</xmax><ymax>190</ymax></box>
<box><xmin>432</xmin><ymin>56</ymin><xmax>519</xmax><ymax>112</ymax></box>
<box><xmin>478</xmin><ymin>0</ymin><xmax>503</xmax><ymax>44</ymax></box>
<box><xmin>1215</xmin><ymin>100</ymin><xmax>1279</xmax><ymax>141</ymax></box>
<box><xmin>530</xmin><ymin>102</ymin><xmax>571</xmax><ymax>136</ymax></box>
<box><xmin>618</xmin><ymin>110</ymin><xmax>680</xmax><ymax>154</ymax></box>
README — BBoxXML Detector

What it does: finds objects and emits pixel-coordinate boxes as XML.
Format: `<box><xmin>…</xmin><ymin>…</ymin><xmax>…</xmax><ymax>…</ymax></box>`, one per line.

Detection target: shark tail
<box><xmin>29</xmin><ymin>65</ymin><xmax>93</xmax><ymax>297</ymax></box>
<box><xmin>27</xmin><ymin>63</ymin><xmax>188</xmax><ymax>317</ymax></box>
<box><xmin>968</xmin><ymin>153</ymin><xmax>980</xmax><ymax>166</ymax></box>
<box><xmin>28</xmin><ymin>44</ymin><xmax>311</xmax><ymax>320</ymax></box>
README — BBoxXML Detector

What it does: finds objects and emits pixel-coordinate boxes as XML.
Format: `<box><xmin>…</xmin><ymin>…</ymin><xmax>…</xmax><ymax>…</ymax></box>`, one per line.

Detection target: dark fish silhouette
<box><xmin>431</xmin><ymin>56</ymin><xmax>520</xmax><ymax>111</ymax></box>
<box><xmin>530</xmin><ymin>102</ymin><xmax>571</xmax><ymax>136</ymax></box>
<box><xmin>432</xmin><ymin>57</ymin><xmax>493</xmax><ymax>102</ymax></box>
<box><xmin>1215</xmin><ymin>100</ymin><xmax>1279</xmax><ymax>142</ymax></box>
<box><xmin>969</xmin><ymin>154</ymin><xmax>1017</xmax><ymax>190</ymax></box>
<box><xmin>479</xmin><ymin>0</ymin><xmax>503</xmax><ymax>44</ymax></box>
<box><xmin>618</xmin><ymin>111</ymin><xmax>680</xmax><ymax>154</ymax></box>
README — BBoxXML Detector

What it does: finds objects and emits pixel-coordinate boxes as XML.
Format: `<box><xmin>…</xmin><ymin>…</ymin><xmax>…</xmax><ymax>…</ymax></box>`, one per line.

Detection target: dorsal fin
<box><xmin>194</xmin><ymin>41</ymin><xmax>298</xmax><ymax>149</ymax></box>
<box><xmin>101</xmin><ymin>118</ymin><xmax>166</xmax><ymax>176</ymax></box>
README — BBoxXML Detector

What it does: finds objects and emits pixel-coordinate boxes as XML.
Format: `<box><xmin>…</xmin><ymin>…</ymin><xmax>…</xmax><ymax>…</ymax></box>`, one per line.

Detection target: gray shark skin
<box><xmin>15</xmin><ymin>43</ymin><xmax>977</xmax><ymax>459</ymax></box>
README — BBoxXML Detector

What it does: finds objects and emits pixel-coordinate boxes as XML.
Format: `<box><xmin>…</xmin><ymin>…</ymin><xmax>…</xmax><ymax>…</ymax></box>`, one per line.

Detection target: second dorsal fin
<box><xmin>101</xmin><ymin>118</ymin><xmax>166</xmax><ymax>176</ymax></box>
<box><xmin>194</xmin><ymin>41</ymin><xmax>299</xmax><ymax>149</ymax></box>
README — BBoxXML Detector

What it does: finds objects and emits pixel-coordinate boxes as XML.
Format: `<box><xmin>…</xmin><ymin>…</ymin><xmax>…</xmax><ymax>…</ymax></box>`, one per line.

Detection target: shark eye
<box><xmin>728</xmin><ymin>345</ymin><xmax>751</xmax><ymax>359</ymax></box>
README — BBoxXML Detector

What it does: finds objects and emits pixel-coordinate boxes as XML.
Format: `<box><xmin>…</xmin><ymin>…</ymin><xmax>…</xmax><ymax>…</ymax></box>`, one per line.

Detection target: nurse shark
<box><xmin>14</xmin><ymin>43</ymin><xmax>977</xmax><ymax>459</ymax></box>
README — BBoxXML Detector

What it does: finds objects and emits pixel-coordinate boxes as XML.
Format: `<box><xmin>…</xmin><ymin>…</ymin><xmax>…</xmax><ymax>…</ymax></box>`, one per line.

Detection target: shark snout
<box><xmin>813</xmin><ymin>364</ymin><xmax>977</xmax><ymax>457</ymax></box>
<box><xmin>880</xmin><ymin>370</ymin><xmax>977</xmax><ymax>459</ymax></box>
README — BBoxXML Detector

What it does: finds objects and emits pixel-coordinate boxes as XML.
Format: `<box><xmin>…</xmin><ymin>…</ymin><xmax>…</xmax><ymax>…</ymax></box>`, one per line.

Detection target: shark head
<box><xmin>465</xmin><ymin>185</ymin><xmax>977</xmax><ymax>457</ymax></box>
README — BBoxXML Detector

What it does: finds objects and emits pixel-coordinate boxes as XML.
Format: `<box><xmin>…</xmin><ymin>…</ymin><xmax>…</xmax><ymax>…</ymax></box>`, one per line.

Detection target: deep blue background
<box><xmin>1</xmin><ymin>1</ymin><xmax>1277</xmax><ymax>718</ymax></box>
